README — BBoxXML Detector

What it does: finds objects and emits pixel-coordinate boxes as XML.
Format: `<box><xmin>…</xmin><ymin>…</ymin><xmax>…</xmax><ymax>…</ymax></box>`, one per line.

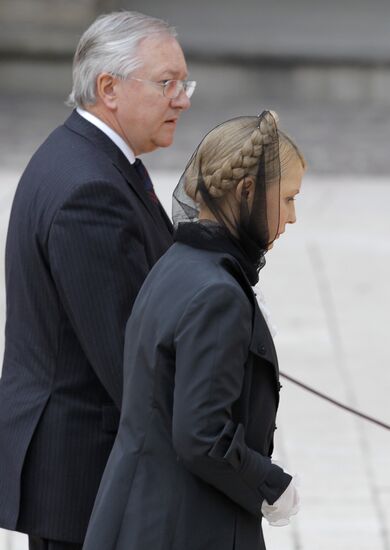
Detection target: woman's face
<box><xmin>269</xmin><ymin>155</ymin><xmax>304</xmax><ymax>248</ymax></box>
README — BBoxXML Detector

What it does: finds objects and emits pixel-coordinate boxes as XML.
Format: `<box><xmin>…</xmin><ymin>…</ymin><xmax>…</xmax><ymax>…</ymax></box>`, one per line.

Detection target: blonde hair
<box><xmin>185</xmin><ymin>111</ymin><xmax>305</xmax><ymax>201</ymax></box>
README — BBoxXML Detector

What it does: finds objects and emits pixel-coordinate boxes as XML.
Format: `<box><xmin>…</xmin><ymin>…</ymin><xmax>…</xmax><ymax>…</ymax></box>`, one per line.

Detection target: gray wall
<box><xmin>126</xmin><ymin>0</ymin><xmax>390</xmax><ymax>64</ymax></box>
<box><xmin>1</xmin><ymin>0</ymin><xmax>390</xmax><ymax>63</ymax></box>
<box><xmin>0</xmin><ymin>0</ymin><xmax>98</xmax><ymax>57</ymax></box>
<box><xmin>1</xmin><ymin>0</ymin><xmax>389</xmax><ymax>176</ymax></box>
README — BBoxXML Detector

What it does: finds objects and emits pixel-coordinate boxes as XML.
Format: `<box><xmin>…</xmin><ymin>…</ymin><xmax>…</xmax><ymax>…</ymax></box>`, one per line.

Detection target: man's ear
<box><xmin>235</xmin><ymin>176</ymin><xmax>255</xmax><ymax>203</ymax></box>
<box><xmin>95</xmin><ymin>73</ymin><xmax>119</xmax><ymax>110</ymax></box>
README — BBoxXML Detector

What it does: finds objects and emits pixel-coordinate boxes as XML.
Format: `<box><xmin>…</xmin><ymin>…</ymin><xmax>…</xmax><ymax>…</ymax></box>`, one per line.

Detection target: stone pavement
<box><xmin>0</xmin><ymin>167</ymin><xmax>389</xmax><ymax>550</ymax></box>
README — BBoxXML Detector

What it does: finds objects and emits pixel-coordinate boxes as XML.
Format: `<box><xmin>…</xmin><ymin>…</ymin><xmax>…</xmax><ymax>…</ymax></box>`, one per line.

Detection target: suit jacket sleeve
<box><xmin>173</xmin><ymin>283</ymin><xmax>291</xmax><ymax>516</ymax></box>
<box><xmin>48</xmin><ymin>181</ymin><xmax>147</xmax><ymax>409</ymax></box>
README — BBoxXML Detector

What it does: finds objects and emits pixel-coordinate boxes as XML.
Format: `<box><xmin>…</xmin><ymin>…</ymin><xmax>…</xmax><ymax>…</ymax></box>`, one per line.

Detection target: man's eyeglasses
<box><xmin>116</xmin><ymin>75</ymin><xmax>196</xmax><ymax>99</ymax></box>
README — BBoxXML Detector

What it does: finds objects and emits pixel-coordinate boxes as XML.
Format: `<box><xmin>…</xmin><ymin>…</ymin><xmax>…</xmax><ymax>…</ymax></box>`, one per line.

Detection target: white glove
<box><xmin>261</xmin><ymin>479</ymin><xmax>300</xmax><ymax>527</ymax></box>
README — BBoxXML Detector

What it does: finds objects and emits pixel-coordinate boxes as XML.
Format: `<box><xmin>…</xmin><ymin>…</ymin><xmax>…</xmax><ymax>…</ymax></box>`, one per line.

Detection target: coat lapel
<box><xmin>249</xmin><ymin>303</ymin><xmax>279</xmax><ymax>377</ymax></box>
<box><xmin>220</xmin><ymin>251</ymin><xmax>279</xmax><ymax>378</ymax></box>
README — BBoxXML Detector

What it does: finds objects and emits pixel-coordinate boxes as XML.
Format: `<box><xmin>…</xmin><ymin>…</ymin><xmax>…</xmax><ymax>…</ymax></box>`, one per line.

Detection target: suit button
<box><xmin>278</xmin><ymin>382</ymin><xmax>283</xmax><ymax>391</ymax></box>
<box><xmin>258</xmin><ymin>345</ymin><xmax>266</xmax><ymax>355</ymax></box>
<box><xmin>274</xmin><ymin>425</ymin><xmax>278</xmax><ymax>431</ymax></box>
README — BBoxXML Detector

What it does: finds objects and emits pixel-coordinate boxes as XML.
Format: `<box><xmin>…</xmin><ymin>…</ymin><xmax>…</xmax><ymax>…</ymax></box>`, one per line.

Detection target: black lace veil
<box><xmin>173</xmin><ymin>111</ymin><xmax>282</xmax><ymax>279</ymax></box>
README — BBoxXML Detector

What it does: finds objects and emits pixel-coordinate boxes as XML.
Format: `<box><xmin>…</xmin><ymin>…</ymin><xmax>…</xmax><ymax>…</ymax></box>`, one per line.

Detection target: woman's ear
<box><xmin>235</xmin><ymin>176</ymin><xmax>255</xmax><ymax>204</ymax></box>
<box><xmin>95</xmin><ymin>73</ymin><xmax>119</xmax><ymax>110</ymax></box>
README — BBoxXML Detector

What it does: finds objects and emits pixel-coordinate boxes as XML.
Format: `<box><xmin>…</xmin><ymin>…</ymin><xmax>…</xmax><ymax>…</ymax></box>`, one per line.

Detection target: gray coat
<box><xmin>83</xmin><ymin>242</ymin><xmax>291</xmax><ymax>550</ymax></box>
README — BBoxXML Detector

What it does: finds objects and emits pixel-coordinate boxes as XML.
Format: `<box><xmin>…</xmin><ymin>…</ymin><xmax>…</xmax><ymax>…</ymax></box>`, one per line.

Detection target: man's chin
<box><xmin>153</xmin><ymin>134</ymin><xmax>175</xmax><ymax>150</ymax></box>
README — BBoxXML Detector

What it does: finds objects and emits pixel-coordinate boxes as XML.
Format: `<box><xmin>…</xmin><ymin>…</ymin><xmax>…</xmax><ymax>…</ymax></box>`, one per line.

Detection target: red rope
<box><xmin>279</xmin><ymin>371</ymin><xmax>390</xmax><ymax>431</ymax></box>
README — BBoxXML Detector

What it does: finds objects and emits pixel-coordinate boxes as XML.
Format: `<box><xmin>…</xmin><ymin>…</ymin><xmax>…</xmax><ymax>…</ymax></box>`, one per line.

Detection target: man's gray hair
<box><xmin>67</xmin><ymin>11</ymin><xmax>176</xmax><ymax>108</ymax></box>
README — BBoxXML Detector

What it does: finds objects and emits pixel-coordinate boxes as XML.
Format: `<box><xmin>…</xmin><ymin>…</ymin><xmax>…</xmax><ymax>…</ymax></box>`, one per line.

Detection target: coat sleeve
<box><xmin>172</xmin><ymin>283</ymin><xmax>291</xmax><ymax>516</ymax></box>
<box><xmin>48</xmin><ymin>181</ymin><xmax>148</xmax><ymax>409</ymax></box>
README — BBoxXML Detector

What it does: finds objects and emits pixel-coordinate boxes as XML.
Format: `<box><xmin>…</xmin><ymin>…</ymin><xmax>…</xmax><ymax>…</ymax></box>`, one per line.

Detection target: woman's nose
<box><xmin>288</xmin><ymin>205</ymin><xmax>297</xmax><ymax>225</ymax></box>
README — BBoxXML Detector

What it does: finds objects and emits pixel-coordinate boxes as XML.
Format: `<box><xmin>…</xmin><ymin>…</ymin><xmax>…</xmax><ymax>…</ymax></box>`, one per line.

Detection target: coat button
<box><xmin>278</xmin><ymin>382</ymin><xmax>283</xmax><ymax>391</ymax></box>
<box><xmin>258</xmin><ymin>345</ymin><xmax>266</xmax><ymax>355</ymax></box>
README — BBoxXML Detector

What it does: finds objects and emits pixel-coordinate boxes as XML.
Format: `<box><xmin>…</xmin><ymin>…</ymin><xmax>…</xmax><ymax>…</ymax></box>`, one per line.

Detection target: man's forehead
<box><xmin>137</xmin><ymin>36</ymin><xmax>186</xmax><ymax>69</ymax></box>
<box><xmin>137</xmin><ymin>34</ymin><xmax>180</xmax><ymax>57</ymax></box>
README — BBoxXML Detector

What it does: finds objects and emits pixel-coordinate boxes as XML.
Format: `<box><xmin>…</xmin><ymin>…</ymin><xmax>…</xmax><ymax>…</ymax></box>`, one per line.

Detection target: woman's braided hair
<box><xmin>185</xmin><ymin>111</ymin><xmax>279</xmax><ymax>201</ymax></box>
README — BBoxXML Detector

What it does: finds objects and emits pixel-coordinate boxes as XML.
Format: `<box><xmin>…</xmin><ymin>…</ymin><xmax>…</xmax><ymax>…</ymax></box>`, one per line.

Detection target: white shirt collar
<box><xmin>76</xmin><ymin>107</ymin><xmax>135</xmax><ymax>165</ymax></box>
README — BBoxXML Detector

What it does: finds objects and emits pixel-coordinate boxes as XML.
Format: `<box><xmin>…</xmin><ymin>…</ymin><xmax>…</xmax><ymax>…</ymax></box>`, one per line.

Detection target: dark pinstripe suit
<box><xmin>0</xmin><ymin>110</ymin><xmax>173</xmax><ymax>544</ymax></box>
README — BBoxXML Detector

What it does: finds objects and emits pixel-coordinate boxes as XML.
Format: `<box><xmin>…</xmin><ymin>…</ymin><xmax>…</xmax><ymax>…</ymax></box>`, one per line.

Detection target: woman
<box><xmin>83</xmin><ymin>111</ymin><xmax>305</xmax><ymax>550</ymax></box>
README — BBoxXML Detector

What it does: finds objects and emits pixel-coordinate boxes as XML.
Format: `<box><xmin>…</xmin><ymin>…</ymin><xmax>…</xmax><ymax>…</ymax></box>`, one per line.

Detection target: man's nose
<box><xmin>171</xmin><ymin>90</ymin><xmax>191</xmax><ymax>111</ymax></box>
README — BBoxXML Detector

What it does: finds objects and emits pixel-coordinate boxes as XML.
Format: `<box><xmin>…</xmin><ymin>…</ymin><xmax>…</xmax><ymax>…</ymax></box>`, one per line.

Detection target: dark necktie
<box><xmin>133</xmin><ymin>158</ymin><xmax>159</xmax><ymax>205</ymax></box>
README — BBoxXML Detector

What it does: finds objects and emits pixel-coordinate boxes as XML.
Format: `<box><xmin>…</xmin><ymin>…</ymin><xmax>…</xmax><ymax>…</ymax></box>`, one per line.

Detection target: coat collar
<box><xmin>220</xmin><ymin>253</ymin><xmax>279</xmax><ymax>375</ymax></box>
<box><xmin>64</xmin><ymin>110</ymin><xmax>172</xmax><ymax>234</ymax></box>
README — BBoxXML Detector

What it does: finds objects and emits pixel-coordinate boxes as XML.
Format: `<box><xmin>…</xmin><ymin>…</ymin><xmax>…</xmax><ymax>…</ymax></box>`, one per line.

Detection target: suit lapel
<box><xmin>156</xmin><ymin>203</ymin><xmax>174</xmax><ymax>235</ymax></box>
<box><xmin>116</xmin><ymin>162</ymin><xmax>174</xmax><ymax>236</ymax></box>
<box><xmin>64</xmin><ymin>111</ymin><xmax>173</xmax><ymax>236</ymax></box>
<box><xmin>114</xmin><ymin>160</ymin><xmax>162</xmax><ymax>220</ymax></box>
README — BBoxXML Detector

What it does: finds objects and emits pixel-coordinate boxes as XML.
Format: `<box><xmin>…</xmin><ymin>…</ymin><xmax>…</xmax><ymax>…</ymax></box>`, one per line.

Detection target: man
<box><xmin>0</xmin><ymin>11</ymin><xmax>194</xmax><ymax>550</ymax></box>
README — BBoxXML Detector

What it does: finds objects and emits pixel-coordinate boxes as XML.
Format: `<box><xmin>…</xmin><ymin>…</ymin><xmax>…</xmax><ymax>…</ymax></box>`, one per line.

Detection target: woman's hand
<box><xmin>261</xmin><ymin>478</ymin><xmax>300</xmax><ymax>527</ymax></box>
